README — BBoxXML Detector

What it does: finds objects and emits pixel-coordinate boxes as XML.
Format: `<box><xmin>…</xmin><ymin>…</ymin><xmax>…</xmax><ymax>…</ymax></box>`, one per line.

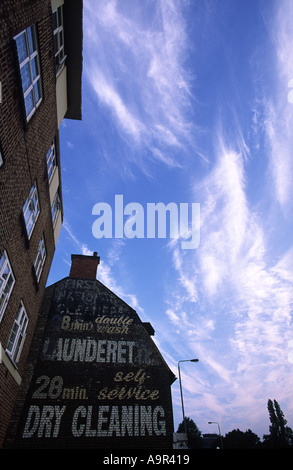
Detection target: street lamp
<box><xmin>178</xmin><ymin>359</ymin><xmax>199</xmax><ymax>439</ymax></box>
<box><xmin>208</xmin><ymin>421</ymin><xmax>224</xmax><ymax>449</ymax></box>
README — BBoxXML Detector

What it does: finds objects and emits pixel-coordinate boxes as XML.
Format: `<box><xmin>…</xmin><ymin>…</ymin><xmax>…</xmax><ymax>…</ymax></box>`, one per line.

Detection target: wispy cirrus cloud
<box><xmin>197</xmin><ymin>148</ymin><xmax>249</xmax><ymax>295</ymax></box>
<box><xmin>88</xmin><ymin>65</ymin><xmax>146</xmax><ymax>143</ymax></box>
<box><xmin>62</xmin><ymin>221</ymin><xmax>143</xmax><ymax>313</ymax></box>
<box><xmin>63</xmin><ymin>221</ymin><xmax>93</xmax><ymax>258</ymax></box>
<box><xmin>84</xmin><ymin>0</ymin><xmax>196</xmax><ymax>168</ymax></box>
<box><xmin>163</xmin><ymin>115</ymin><xmax>293</xmax><ymax>431</ymax></box>
<box><xmin>260</xmin><ymin>0</ymin><xmax>293</xmax><ymax>211</ymax></box>
<box><xmin>264</xmin><ymin>101</ymin><xmax>293</xmax><ymax>211</ymax></box>
<box><xmin>62</xmin><ymin>0</ymin><xmax>293</xmax><ymax>436</ymax></box>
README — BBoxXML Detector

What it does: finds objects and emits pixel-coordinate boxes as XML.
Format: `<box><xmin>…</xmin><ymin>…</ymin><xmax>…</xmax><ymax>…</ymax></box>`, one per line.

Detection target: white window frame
<box><xmin>6</xmin><ymin>301</ymin><xmax>28</xmax><ymax>365</ymax></box>
<box><xmin>0</xmin><ymin>146</ymin><xmax>3</xmax><ymax>167</ymax></box>
<box><xmin>46</xmin><ymin>139</ymin><xmax>57</xmax><ymax>181</ymax></box>
<box><xmin>51</xmin><ymin>190</ymin><xmax>61</xmax><ymax>226</ymax></box>
<box><xmin>0</xmin><ymin>251</ymin><xmax>15</xmax><ymax>322</ymax></box>
<box><xmin>23</xmin><ymin>182</ymin><xmax>40</xmax><ymax>239</ymax></box>
<box><xmin>52</xmin><ymin>5</ymin><xmax>66</xmax><ymax>76</ymax></box>
<box><xmin>34</xmin><ymin>234</ymin><xmax>46</xmax><ymax>282</ymax></box>
<box><xmin>14</xmin><ymin>24</ymin><xmax>43</xmax><ymax>121</ymax></box>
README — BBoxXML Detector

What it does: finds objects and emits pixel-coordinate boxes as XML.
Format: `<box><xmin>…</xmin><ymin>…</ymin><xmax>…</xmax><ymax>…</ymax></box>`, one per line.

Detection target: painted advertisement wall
<box><xmin>11</xmin><ymin>278</ymin><xmax>176</xmax><ymax>449</ymax></box>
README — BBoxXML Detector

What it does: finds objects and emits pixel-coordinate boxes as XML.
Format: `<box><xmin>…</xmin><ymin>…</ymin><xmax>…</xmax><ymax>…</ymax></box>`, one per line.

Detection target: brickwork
<box><xmin>4</xmin><ymin>284</ymin><xmax>55</xmax><ymax>447</ymax></box>
<box><xmin>0</xmin><ymin>0</ymin><xmax>63</xmax><ymax>447</ymax></box>
<box><xmin>5</xmin><ymin>275</ymin><xmax>176</xmax><ymax>449</ymax></box>
<box><xmin>69</xmin><ymin>252</ymin><xmax>101</xmax><ymax>280</ymax></box>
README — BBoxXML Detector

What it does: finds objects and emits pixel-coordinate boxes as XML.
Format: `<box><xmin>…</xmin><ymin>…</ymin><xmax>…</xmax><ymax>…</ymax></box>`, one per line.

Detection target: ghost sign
<box><xmin>11</xmin><ymin>277</ymin><xmax>176</xmax><ymax>449</ymax></box>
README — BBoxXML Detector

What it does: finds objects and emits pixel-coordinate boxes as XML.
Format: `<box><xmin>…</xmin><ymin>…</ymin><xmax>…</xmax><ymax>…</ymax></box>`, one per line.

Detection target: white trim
<box><xmin>51</xmin><ymin>190</ymin><xmax>61</xmax><ymax>227</ymax></box>
<box><xmin>52</xmin><ymin>4</ymin><xmax>66</xmax><ymax>76</ymax></box>
<box><xmin>34</xmin><ymin>234</ymin><xmax>46</xmax><ymax>282</ymax></box>
<box><xmin>49</xmin><ymin>163</ymin><xmax>59</xmax><ymax>205</ymax></box>
<box><xmin>51</xmin><ymin>0</ymin><xmax>64</xmax><ymax>12</ymax></box>
<box><xmin>46</xmin><ymin>139</ymin><xmax>57</xmax><ymax>182</ymax></box>
<box><xmin>14</xmin><ymin>25</ymin><xmax>43</xmax><ymax>121</ymax></box>
<box><xmin>0</xmin><ymin>251</ymin><xmax>15</xmax><ymax>322</ymax></box>
<box><xmin>22</xmin><ymin>181</ymin><xmax>40</xmax><ymax>239</ymax></box>
<box><xmin>6</xmin><ymin>300</ymin><xmax>28</xmax><ymax>366</ymax></box>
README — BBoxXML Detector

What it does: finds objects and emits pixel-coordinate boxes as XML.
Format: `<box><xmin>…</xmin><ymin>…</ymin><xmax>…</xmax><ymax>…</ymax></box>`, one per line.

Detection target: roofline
<box><xmin>63</xmin><ymin>0</ymin><xmax>83</xmax><ymax>120</ymax></box>
<box><xmin>45</xmin><ymin>276</ymin><xmax>177</xmax><ymax>383</ymax></box>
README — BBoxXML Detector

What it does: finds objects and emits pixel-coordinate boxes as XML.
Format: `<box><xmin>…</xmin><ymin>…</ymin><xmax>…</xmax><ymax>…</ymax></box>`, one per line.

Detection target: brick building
<box><xmin>0</xmin><ymin>0</ymin><xmax>83</xmax><ymax>447</ymax></box>
<box><xmin>5</xmin><ymin>252</ymin><xmax>176</xmax><ymax>449</ymax></box>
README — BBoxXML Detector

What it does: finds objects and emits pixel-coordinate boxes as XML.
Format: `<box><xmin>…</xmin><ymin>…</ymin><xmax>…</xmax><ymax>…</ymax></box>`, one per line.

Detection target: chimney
<box><xmin>69</xmin><ymin>252</ymin><xmax>100</xmax><ymax>280</ymax></box>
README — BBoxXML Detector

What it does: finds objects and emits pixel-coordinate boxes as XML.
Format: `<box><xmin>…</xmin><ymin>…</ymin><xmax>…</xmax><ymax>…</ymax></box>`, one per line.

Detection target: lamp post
<box><xmin>178</xmin><ymin>359</ymin><xmax>199</xmax><ymax>440</ymax></box>
<box><xmin>208</xmin><ymin>421</ymin><xmax>224</xmax><ymax>449</ymax></box>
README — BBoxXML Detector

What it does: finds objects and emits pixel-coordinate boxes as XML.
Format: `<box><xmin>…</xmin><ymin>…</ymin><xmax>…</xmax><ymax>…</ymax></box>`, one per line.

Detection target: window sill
<box><xmin>0</xmin><ymin>345</ymin><xmax>22</xmax><ymax>385</ymax></box>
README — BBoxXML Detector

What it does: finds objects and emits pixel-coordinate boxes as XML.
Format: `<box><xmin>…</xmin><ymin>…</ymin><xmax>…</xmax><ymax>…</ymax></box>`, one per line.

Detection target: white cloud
<box><xmin>97</xmin><ymin>260</ymin><xmax>142</xmax><ymax>312</ymax></box>
<box><xmin>194</xmin><ymin>137</ymin><xmax>251</xmax><ymax>298</ymax></box>
<box><xmin>166</xmin><ymin>308</ymin><xmax>181</xmax><ymax>326</ymax></box>
<box><xmin>264</xmin><ymin>101</ymin><xmax>293</xmax><ymax>210</ymax></box>
<box><xmin>262</xmin><ymin>0</ymin><xmax>293</xmax><ymax>211</ymax></box>
<box><xmin>172</xmin><ymin>248</ymin><xmax>198</xmax><ymax>302</ymax></box>
<box><xmin>163</xmin><ymin>114</ymin><xmax>293</xmax><ymax>432</ymax></box>
<box><xmin>63</xmin><ymin>221</ymin><xmax>90</xmax><ymax>253</ymax></box>
<box><xmin>272</xmin><ymin>247</ymin><xmax>293</xmax><ymax>283</ymax></box>
<box><xmin>88</xmin><ymin>65</ymin><xmax>146</xmax><ymax>142</ymax></box>
<box><xmin>74</xmin><ymin>0</ymin><xmax>293</xmax><ymax>435</ymax></box>
<box><xmin>84</xmin><ymin>0</ymin><xmax>197</xmax><ymax>168</ymax></box>
<box><xmin>62</xmin><ymin>221</ymin><xmax>142</xmax><ymax>313</ymax></box>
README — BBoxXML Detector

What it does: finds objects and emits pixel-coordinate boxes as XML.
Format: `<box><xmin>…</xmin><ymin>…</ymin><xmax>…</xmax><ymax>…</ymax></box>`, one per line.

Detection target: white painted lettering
<box><xmin>72</xmin><ymin>406</ymin><xmax>86</xmax><ymax>437</ymax></box>
<box><xmin>22</xmin><ymin>406</ymin><xmax>40</xmax><ymax>438</ymax></box>
<box><xmin>70</xmin><ymin>405</ymin><xmax>166</xmax><ymax>438</ymax></box>
<box><xmin>22</xmin><ymin>405</ymin><xmax>66</xmax><ymax>438</ymax></box>
<box><xmin>52</xmin><ymin>338</ymin><xmax>136</xmax><ymax>364</ymax></box>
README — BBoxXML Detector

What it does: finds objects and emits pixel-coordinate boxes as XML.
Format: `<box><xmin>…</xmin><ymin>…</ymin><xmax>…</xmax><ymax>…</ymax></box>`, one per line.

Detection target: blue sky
<box><xmin>47</xmin><ymin>0</ymin><xmax>293</xmax><ymax>438</ymax></box>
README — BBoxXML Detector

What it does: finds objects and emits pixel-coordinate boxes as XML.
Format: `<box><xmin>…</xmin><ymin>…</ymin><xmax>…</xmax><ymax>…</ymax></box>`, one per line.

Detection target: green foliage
<box><xmin>223</xmin><ymin>428</ymin><xmax>261</xmax><ymax>449</ymax></box>
<box><xmin>262</xmin><ymin>399</ymin><xmax>293</xmax><ymax>448</ymax></box>
<box><xmin>178</xmin><ymin>399</ymin><xmax>293</xmax><ymax>449</ymax></box>
<box><xmin>177</xmin><ymin>417</ymin><xmax>203</xmax><ymax>448</ymax></box>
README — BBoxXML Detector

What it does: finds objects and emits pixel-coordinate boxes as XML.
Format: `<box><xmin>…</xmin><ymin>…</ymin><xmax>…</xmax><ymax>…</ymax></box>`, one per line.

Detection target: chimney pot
<box><xmin>69</xmin><ymin>252</ymin><xmax>100</xmax><ymax>279</ymax></box>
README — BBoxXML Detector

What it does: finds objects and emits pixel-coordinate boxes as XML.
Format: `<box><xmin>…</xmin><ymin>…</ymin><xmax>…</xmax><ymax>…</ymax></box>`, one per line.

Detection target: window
<box><xmin>46</xmin><ymin>140</ymin><xmax>57</xmax><ymax>181</ymax></box>
<box><xmin>23</xmin><ymin>182</ymin><xmax>40</xmax><ymax>239</ymax></box>
<box><xmin>0</xmin><ymin>251</ymin><xmax>15</xmax><ymax>322</ymax></box>
<box><xmin>14</xmin><ymin>25</ymin><xmax>42</xmax><ymax>121</ymax></box>
<box><xmin>51</xmin><ymin>190</ymin><xmax>61</xmax><ymax>226</ymax></box>
<box><xmin>34</xmin><ymin>234</ymin><xmax>46</xmax><ymax>282</ymax></box>
<box><xmin>53</xmin><ymin>5</ymin><xmax>66</xmax><ymax>75</ymax></box>
<box><xmin>6</xmin><ymin>301</ymin><xmax>28</xmax><ymax>364</ymax></box>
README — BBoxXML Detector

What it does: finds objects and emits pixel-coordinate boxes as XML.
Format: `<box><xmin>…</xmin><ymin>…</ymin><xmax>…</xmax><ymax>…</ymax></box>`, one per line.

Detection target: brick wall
<box><xmin>5</xmin><ymin>276</ymin><xmax>176</xmax><ymax>449</ymax></box>
<box><xmin>0</xmin><ymin>0</ymin><xmax>61</xmax><ymax>447</ymax></box>
<box><xmin>69</xmin><ymin>253</ymin><xmax>100</xmax><ymax>280</ymax></box>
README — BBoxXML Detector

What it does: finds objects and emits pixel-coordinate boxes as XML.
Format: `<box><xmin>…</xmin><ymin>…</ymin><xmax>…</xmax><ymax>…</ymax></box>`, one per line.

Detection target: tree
<box><xmin>177</xmin><ymin>417</ymin><xmax>203</xmax><ymax>448</ymax></box>
<box><xmin>223</xmin><ymin>428</ymin><xmax>261</xmax><ymax>449</ymax></box>
<box><xmin>262</xmin><ymin>399</ymin><xmax>293</xmax><ymax>448</ymax></box>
